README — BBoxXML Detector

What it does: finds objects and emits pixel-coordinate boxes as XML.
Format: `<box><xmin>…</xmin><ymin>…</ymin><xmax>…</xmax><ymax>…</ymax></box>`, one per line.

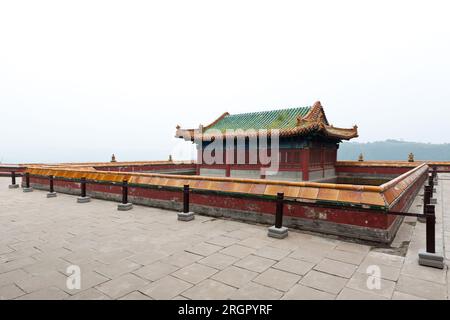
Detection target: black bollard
<box><xmin>122</xmin><ymin>180</ymin><xmax>128</xmax><ymax>204</ymax></box>
<box><xmin>275</xmin><ymin>192</ymin><xmax>284</xmax><ymax>228</ymax></box>
<box><xmin>117</xmin><ymin>179</ymin><xmax>133</xmax><ymax>210</ymax></box>
<box><xmin>47</xmin><ymin>175</ymin><xmax>57</xmax><ymax>197</ymax></box>
<box><xmin>177</xmin><ymin>185</ymin><xmax>194</xmax><ymax>221</ymax></box>
<box><xmin>183</xmin><ymin>184</ymin><xmax>190</xmax><ymax>214</ymax></box>
<box><xmin>23</xmin><ymin>172</ymin><xmax>33</xmax><ymax>192</ymax></box>
<box><xmin>8</xmin><ymin>171</ymin><xmax>19</xmax><ymax>189</ymax></box>
<box><xmin>268</xmin><ymin>192</ymin><xmax>288</xmax><ymax>239</ymax></box>
<box><xmin>423</xmin><ymin>185</ymin><xmax>432</xmax><ymax>214</ymax></box>
<box><xmin>419</xmin><ymin>203</ymin><xmax>444</xmax><ymax>268</ymax></box>
<box><xmin>425</xmin><ymin>204</ymin><xmax>435</xmax><ymax>254</ymax></box>
<box><xmin>49</xmin><ymin>175</ymin><xmax>54</xmax><ymax>193</ymax></box>
<box><xmin>81</xmin><ymin>177</ymin><xmax>86</xmax><ymax>198</ymax></box>
<box><xmin>77</xmin><ymin>177</ymin><xmax>90</xmax><ymax>203</ymax></box>
<box><xmin>25</xmin><ymin>172</ymin><xmax>30</xmax><ymax>188</ymax></box>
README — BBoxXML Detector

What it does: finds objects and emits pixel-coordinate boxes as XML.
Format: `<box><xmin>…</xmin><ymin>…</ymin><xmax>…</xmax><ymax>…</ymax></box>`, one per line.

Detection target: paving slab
<box><xmin>94</xmin><ymin>260</ymin><xmax>141</xmax><ymax>279</ymax></box>
<box><xmin>282</xmin><ymin>284</ymin><xmax>336</xmax><ymax>300</ymax></box>
<box><xmin>198</xmin><ymin>253</ymin><xmax>239</xmax><ymax>270</ymax></box>
<box><xmin>16</xmin><ymin>286</ymin><xmax>69</xmax><ymax>300</ymax></box>
<box><xmin>95</xmin><ymin>273</ymin><xmax>149</xmax><ymax>299</ymax></box>
<box><xmin>119</xmin><ymin>291</ymin><xmax>152</xmax><ymax>300</ymax></box>
<box><xmin>391</xmin><ymin>291</ymin><xmax>426</xmax><ymax>300</ymax></box>
<box><xmin>140</xmin><ymin>275</ymin><xmax>192</xmax><ymax>300</ymax></box>
<box><xmin>254</xmin><ymin>246</ymin><xmax>291</xmax><ymax>261</ymax></box>
<box><xmin>337</xmin><ymin>287</ymin><xmax>388</xmax><ymax>300</ymax></box>
<box><xmin>181</xmin><ymin>279</ymin><xmax>237</xmax><ymax>300</ymax></box>
<box><xmin>253</xmin><ymin>268</ymin><xmax>301</xmax><ymax>292</ymax></box>
<box><xmin>185</xmin><ymin>242</ymin><xmax>223</xmax><ymax>257</ymax></box>
<box><xmin>395</xmin><ymin>275</ymin><xmax>447</xmax><ymax>300</ymax></box>
<box><xmin>299</xmin><ymin>270</ymin><xmax>347</xmax><ymax>295</ymax></box>
<box><xmin>133</xmin><ymin>261</ymin><xmax>179</xmax><ymax>281</ymax></box>
<box><xmin>230</xmin><ymin>282</ymin><xmax>283</xmax><ymax>300</ymax></box>
<box><xmin>326</xmin><ymin>249</ymin><xmax>366</xmax><ymax>265</ymax></box>
<box><xmin>205</xmin><ymin>236</ymin><xmax>239</xmax><ymax>247</ymax></box>
<box><xmin>314</xmin><ymin>258</ymin><xmax>357</xmax><ymax>279</ymax></box>
<box><xmin>0</xmin><ymin>284</ymin><xmax>26</xmax><ymax>300</ymax></box>
<box><xmin>219</xmin><ymin>245</ymin><xmax>255</xmax><ymax>259</ymax></box>
<box><xmin>160</xmin><ymin>251</ymin><xmax>204</xmax><ymax>268</ymax></box>
<box><xmin>233</xmin><ymin>255</ymin><xmax>276</xmax><ymax>273</ymax></box>
<box><xmin>272</xmin><ymin>257</ymin><xmax>315</xmax><ymax>276</ymax></box>
<box><xmin>211</xmin><ymin>266</ymin><xmax>258</xmax><ymax>288</ymax></box>
<box><xmin>66</xmin><ymin>288</ymin><xmax>111</xmax><ymax>300</ymax></box>
<box><xmin>172</xmin><ymin>263</ymin><xmax>219</xmax><ymax>284</ymax></box>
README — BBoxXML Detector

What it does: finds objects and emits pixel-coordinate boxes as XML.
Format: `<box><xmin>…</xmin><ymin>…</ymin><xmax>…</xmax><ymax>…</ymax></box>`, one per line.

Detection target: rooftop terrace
<box><xmin>1</xmin><ymin>175</ymin><xmax>449</xmax><ymax>300</ymax></box>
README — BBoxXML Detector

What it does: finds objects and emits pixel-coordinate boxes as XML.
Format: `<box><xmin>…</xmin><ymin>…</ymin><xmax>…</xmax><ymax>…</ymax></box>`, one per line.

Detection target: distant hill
<box><xmin>338</xmin><ymin>139</ymin><xmax>450</xmax><ymax>161</ymax></box>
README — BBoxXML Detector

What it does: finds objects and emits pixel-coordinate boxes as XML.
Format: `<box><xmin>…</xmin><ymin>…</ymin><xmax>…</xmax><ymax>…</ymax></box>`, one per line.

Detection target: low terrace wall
<box><xmin>23</xmin><ymin>162</ymin><xmax>429</xmax><ymax>243</ymax></box>
<box><xmin>0</xmin><ymin>165</ymin><xmax>26</xmax><ymax>177</ymax></box>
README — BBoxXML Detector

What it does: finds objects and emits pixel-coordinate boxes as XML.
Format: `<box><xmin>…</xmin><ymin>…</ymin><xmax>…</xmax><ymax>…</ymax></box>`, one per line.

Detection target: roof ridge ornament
<box><xmin>312</xmin><ymin>101</ymin><xmax>322</xmax><ymax>108</ymax></box>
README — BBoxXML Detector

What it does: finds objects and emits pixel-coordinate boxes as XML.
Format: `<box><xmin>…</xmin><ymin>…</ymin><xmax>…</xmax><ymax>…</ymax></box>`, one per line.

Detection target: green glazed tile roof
<box><xmin>205</xmin><ymin>107</ymin><xmax>311</xmax><ymax>133</ymax></box>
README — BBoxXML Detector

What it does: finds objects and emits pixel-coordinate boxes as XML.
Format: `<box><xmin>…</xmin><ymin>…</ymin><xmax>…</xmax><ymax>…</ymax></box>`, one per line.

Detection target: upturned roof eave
<box><xmin>175</xmin><ymin>125</ymin><xmax>358</xmax><ymax>142</ymax></box>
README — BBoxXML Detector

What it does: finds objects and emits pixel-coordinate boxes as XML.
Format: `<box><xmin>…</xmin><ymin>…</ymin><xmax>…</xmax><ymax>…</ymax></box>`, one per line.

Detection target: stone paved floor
<box><xmin>0</xmin><ymin>176</ymin><xmax>449</xmax><ymax>300</ymax></box>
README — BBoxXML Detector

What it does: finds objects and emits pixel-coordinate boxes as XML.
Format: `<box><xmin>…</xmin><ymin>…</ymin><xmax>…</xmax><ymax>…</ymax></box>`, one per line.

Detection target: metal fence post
<box><xmin>423</xmin><ymin>185</ymin><xmax>431</xmax><ymax>214</ymax></box>
<box><xmin>268</xmin><ymin>192</ymin><xmax>288</xmax><ymax>239</ymax></box>
<box><xmin>81</xmin><ymin>177</ymin><xmax>86</xmax><ymax>197</ymax></box>
<box><xmin>122</xmin><ymin>180</ymin><xmax>128</xmax><ymax>204</ymax></box>
<box><xmin>425</xmin><ymin>204</ymin><xmax>435</xmax><ymax>254</ymax></box>
<box><xmin>419</xmin><ymin>203</ymin><xmax>444</xmax><ymax>268</ymax></box>
<box><xmin>47</xmin><ymin>175</ymin><xmax>57</xmax><ymax>198</ymax></box>
<box><xmin>8</xmin><ymin>171</ymin><xmax>19</xmax><ymax>189</ymax></box>
<box><xmin>118</xmin><ymin>180</ymin><xmax>132</xmax><ymax>211</ymax></box>
<box><xmin>275</xmin><ymin>192</ymin><xmax>284</xmax><ymax>228</ymax></box>
<box><xmin>77</xmin><ymin>177</ymin><xmax>91</xmax><ymax>203</ymax></box>
<box><xmin>432</xmin><ymin>167</ymin><xmax>438</xmax><ymax>186</ymax></box>
<box><xmin>178</xmin><ymin>185</ymin><xmax>194</xmax><ymax>221</ymax></box>
<box><xmin>23</xmin><ymin>172</ymin><xmax>33</xmax><ymax>192</ymax></box>
<box><xmin>183</xmin><ymin>184</ymin><xmax>190</xmax><ymax>213</ymax></box>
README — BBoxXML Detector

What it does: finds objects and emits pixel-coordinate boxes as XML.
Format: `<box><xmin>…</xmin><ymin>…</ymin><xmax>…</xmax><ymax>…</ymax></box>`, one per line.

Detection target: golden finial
<box><xmin>111</xmin><ymin>154</ymin><xmax>117</xmax><ymax>162</ymax></box>
<box><xmin>408</xmin><ymin>152</ymin><xmax>414</xmax><ymax>162</ymax></box>
<box><xmin>168</xmin><ymin>154</ymin><xmax>173</xmax><ymax>162</ymax></box>
<box><xmin>358</xmin><ymin>153</ymin><xmax>364</xmax><ymax>162</ymax></box>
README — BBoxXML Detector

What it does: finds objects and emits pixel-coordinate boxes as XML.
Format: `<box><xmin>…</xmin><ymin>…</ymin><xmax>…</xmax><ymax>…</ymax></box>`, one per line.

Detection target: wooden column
<box><xmin>301</xmin><ymin>148</ymin><xmax>310</xmax><ymax>181</ymax></box>
<box><xmin>321</xmin><ymin>146</ymin><xmax>325</xmax><ymax>178</ymax></box>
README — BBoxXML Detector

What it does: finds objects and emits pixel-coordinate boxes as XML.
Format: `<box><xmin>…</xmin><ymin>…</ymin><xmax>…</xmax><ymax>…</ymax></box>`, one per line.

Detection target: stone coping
<box><xmin>336</xmin><ymin>161</ymin><xmax>423</xmax><ymax>167</ymax></box>
<box><xmin>26</xmin><ymin>163</ymin><xmax>428</xmax><ymax>211</ymax></box>
<box><xmin>24</xmin><ymin>160</ymin><xmax>195</xmax><ymax>168</ymax></box>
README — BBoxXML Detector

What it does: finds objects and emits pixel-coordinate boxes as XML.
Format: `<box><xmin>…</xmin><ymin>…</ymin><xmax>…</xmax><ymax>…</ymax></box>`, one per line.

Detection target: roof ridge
<box><xmin>226</xmin><ymin>106</ymin><xmax>311</xmax><ymax>117</ymax></box>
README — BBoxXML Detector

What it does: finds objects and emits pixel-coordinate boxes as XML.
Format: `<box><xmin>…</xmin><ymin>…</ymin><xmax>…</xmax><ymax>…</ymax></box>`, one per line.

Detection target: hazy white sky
<box><xmin>1</xmin><ymin>0</ymin><xmax>449</xmax><ymax>163</ymax></box>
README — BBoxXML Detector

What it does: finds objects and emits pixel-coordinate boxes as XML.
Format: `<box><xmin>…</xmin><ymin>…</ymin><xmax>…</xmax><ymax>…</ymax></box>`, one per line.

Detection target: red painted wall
<box><xmin>28</xmin><ymin>175</ymin><xmax>391</xmax><ymax>230</ymax></box>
